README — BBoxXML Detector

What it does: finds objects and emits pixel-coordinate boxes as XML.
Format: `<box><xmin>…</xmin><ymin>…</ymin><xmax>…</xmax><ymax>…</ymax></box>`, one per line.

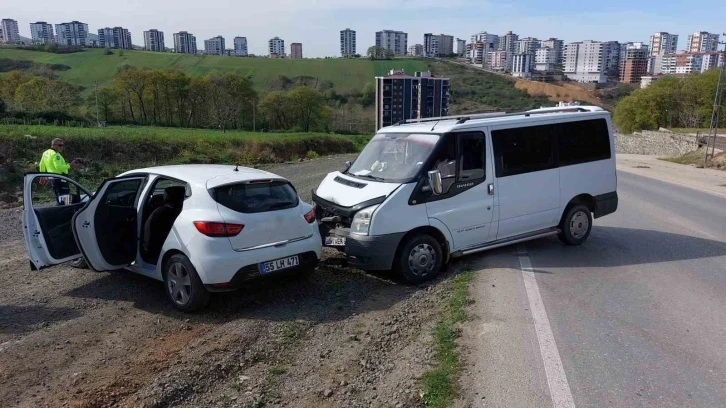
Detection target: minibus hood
<box><xmin>315</xmin><ymin>172</ymin><xmax>400</xmax><ymax>207</ymax></box>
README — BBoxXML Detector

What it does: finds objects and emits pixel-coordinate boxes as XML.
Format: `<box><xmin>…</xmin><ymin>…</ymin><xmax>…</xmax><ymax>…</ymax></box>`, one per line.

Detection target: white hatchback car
<box><xmin>23</xmin><ymin>165</ymin><xmax>322</xmax><ymax>311</ymax></box>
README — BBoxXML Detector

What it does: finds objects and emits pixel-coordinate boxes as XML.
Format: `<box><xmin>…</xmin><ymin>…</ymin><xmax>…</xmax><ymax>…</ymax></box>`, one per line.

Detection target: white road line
<box><xmin>517</xmin><ymin>245</ymin><xmax>576</xmax><ymax>408</ymax></box>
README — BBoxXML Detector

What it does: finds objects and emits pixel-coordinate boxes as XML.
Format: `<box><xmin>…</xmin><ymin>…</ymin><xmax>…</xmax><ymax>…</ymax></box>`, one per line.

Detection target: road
<box><xmin>460</xmin><ymin>170</ymin><xmax>726</xmax><ymax>407</ymax></box>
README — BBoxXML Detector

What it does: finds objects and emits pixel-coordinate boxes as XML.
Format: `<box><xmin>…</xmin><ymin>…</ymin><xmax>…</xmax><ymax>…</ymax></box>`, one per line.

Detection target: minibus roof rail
<box><xmin>402</xmin><ymin>106</ymin><xmax>593</xmax><ymax>125</ymax></box>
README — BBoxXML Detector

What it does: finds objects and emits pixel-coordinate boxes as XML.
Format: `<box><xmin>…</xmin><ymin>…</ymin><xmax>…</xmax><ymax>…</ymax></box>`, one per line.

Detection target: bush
<box><xmin>305</xmin><ymin>150</ymin><xmax>320</xmax><ymax>159</ymax></box>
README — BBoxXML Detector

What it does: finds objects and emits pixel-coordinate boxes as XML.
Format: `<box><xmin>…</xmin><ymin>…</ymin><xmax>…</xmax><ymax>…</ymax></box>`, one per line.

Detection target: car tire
<box><xmin>163</xmin><ymin>254</ymin><xmax>210</xmax><ymax>312</ymax></box>
<box><xmin>69</xmin><ymin>257</ymin><xmax>88</xmax><ymax>269</ymax></box>
<box><xmin>558</xmin><ymin>204</ymin><xmax>593</xmax><ymax>246</ymax></box>
<box><xmin>395</xmin><ymin>233</ymin><xmax>443</xmax><ymax>284</ymax></box>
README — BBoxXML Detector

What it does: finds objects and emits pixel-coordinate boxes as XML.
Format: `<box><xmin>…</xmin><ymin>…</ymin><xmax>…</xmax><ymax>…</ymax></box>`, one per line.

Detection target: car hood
<box><xmin>315</xmin><ymin>172</ymin><xmax>401</xmax><ymax>207</ymax></box>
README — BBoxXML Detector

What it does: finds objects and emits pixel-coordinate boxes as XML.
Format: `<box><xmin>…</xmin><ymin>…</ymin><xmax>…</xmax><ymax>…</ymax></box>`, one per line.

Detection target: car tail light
<box><xmin>193</xmin><ymin>221</ymin><xmax>244</xmax><ymax>237</ymax></box>
<box><xmin>303</xmin><ymin>207</ymin><xmax>316</xmax><ymax>224</ymax></box>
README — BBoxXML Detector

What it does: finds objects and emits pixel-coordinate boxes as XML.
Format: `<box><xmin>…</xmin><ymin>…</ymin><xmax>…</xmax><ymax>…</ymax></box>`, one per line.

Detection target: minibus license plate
<box><xmin>260</xmin><ymin>255</ymin><xmax>299</xmax><ymax>274</ymax></box>
<box><xmin>325</xmin><ymin>237</ymin><xmax>346</xmax><ymax>246</ymax></box>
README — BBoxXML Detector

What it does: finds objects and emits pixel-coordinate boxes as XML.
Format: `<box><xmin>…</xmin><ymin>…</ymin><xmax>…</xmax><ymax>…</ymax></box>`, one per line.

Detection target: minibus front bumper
<box><xmin>344</xmin><ymin>232</ymin><xmax>406</xmax><ymax>271</ymax></box>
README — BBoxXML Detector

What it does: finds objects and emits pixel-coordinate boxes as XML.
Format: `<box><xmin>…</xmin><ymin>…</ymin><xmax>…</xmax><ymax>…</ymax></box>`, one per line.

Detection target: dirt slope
<box><xmin>514</xmin><ymin>80</ymin><xmax>603</xmax><ymax>106</ymax></box>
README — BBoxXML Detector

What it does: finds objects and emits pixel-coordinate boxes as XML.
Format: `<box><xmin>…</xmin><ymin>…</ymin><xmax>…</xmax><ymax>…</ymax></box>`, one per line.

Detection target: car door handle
<box><xmin>488</xmin><ymin>183</ymin><xmax>494</xmax><ymax>195</ymax></box>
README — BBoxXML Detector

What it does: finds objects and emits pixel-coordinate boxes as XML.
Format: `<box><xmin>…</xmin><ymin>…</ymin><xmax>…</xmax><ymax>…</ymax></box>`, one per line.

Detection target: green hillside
<box><xmin>0</xmin><ymin>47</ymin><xmax>428</xmax><ymax>92</ymax></box>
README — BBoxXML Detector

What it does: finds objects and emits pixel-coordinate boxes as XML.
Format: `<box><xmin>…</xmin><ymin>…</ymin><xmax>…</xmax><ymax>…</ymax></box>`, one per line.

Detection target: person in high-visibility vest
<box><xmin>39</xmin><ymin>138</ymin><xmax>80</xmax><ymax>204</ymax></box>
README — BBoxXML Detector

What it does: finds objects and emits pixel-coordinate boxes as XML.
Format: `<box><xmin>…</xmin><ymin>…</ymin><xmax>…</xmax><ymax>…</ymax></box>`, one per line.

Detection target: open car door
<box><xmin>23</xmin><ymin>173</ymin><xmax>92</xmax><ymax>270</ymax></box>
<box><xmin>72</xmin><ymin>176</ymin><xmax>147</xmax><ymax>272</ymax></box>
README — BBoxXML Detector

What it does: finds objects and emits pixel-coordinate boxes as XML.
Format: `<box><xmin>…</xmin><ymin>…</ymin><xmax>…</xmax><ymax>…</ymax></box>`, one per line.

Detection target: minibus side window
<box><xmin>557</xmin><ymin>119</ymin><xmax>611</xmax><ymax>166</ymax></box>
<box><xmin>492</xmin><ymin>124</ymin><xmax>557</xmax><ymax>177</ymax></box>
<box><xmin>458</xmin><ymin>133</ymin><xmax>486</xmax><ymax>180</ymax></box>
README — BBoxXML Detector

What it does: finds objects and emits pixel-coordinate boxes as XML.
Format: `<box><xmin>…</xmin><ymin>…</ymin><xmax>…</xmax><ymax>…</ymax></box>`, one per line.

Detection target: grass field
<box><xmin>0</xmin><ymin>47</ymin><xmax>428</xmax><ymax>92</ymax></box>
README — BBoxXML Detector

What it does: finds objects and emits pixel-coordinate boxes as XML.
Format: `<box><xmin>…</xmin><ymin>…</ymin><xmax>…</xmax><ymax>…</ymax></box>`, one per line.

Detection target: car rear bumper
<box><xmin>192</xmin><ymin>229</ymin><xmax>322</xmax><ymax>285</ymax></box>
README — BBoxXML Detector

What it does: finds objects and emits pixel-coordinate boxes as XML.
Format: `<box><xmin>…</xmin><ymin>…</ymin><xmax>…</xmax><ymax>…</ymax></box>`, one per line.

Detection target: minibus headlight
<box><xmin>350</xmin><ymin>205</ymin><xmax>379</xmax><ymax>235</ymax></box>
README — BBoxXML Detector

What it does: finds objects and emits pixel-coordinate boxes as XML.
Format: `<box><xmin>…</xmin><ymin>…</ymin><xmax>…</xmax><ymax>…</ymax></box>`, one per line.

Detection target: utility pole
<box><xmin>705</xmin><ymin>36</ymin><xmax>726</xmax><ymax>163</ymax></box>
<box><xmin>94</xmin><ymin>81</ymin><xmax>100</xmax><ymax>126</ymax></box>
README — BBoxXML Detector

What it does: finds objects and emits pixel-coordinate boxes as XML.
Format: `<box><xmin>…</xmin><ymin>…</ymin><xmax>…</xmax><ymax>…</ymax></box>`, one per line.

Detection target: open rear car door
<box><xmin>72</xmin><ymin>176</ymin><xmax>147</xmax><ymax>272</ymax></box>
<box><xmin>23</xmin><ymin>173</ymin><xmax>91</xmax><ymax>270</ymax></box>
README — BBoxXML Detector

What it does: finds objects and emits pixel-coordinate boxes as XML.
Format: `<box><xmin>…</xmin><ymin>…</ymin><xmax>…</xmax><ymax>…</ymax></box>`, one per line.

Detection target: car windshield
<box><xmin>347</xmin><ymin>133</ymin><xmax>440</xmax><ymax>182</ymax></box>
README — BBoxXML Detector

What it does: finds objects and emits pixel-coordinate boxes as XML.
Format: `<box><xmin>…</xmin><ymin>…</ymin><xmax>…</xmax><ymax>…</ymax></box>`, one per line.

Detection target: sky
<box><xmin>3</xmin><ymin>0</ymin><xmax>724</xmax><ymax>57</ymax></box>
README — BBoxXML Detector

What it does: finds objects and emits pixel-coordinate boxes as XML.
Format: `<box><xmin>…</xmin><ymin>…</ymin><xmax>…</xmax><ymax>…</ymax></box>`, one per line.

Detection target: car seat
<box><xmin>142</xmin><ymin>186</ymin><xmax>186</xmax><ymax>264</ymax></box>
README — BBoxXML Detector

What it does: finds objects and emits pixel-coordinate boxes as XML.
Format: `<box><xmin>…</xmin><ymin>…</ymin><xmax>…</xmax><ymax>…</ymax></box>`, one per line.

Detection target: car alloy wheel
<box><xmin>167</xmin><ymin>261</ymin><xmax>193</xmax><ymax>306</ymax></box>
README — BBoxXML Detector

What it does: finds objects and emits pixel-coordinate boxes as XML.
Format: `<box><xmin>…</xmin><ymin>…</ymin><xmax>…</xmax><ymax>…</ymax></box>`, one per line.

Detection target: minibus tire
<box><xmin>163</xmin><ymin>254</ymin><xmax>210</xmax><ymax>312</ymax></box>
<box><xmin>395</xmin><ymin>233</ymin><xmax>443</xmax><ymax>284</ymax></box>
<box><xmin>558</xmin><ymin>204</ymin><xmax>593</xmax><ymax>246</ymax></box>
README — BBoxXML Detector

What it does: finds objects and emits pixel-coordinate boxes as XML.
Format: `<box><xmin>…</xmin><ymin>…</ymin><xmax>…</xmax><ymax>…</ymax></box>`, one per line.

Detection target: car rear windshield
<box><xmin>212</xmin><ymin>180</ymin><xmax>299</xmax><ymax>213</ymax></box>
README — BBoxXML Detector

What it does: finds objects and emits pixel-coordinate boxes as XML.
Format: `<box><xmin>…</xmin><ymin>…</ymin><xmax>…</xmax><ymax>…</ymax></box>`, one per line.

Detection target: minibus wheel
<box><xmin>395</xmin><ymin>233</ymin><xmax>443</xmax><ymax>284</ymax></box>
<box><xmin>558</xmin><ymin>204</ymin><xmax>593</xmax><ymax>245</ymax></box>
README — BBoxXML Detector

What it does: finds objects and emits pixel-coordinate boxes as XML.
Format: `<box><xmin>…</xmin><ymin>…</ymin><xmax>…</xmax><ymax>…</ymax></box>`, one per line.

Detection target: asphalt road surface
<box><xmin>461</xmin><ymin>170</ymin><xmax>726</xmax><ymax>407</ymax></box>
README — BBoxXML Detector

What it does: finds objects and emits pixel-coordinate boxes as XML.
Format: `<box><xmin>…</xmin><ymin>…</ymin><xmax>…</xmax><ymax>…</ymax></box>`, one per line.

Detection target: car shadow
<box><xmin>523</xmin><ymin>226</ymin><xmax>726</xmax><ymax>270</ymax></box>
<box><xmin>0</xmin><ymin>305</ymin><xmax>82</xmax><ymax>337</ymax></box>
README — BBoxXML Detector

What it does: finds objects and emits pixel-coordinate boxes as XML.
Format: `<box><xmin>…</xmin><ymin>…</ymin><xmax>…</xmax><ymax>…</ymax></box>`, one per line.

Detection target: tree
<box><xmin>367</xmin><ymin>46</ymin><xmax>394</xmax><ymax>60</ymax></box>
<box><xmin>287</xmin><ymin>86</ymin><xmax>330</xmax><ymax>132</ymax></box>
<box><xmin>259</xmin><ymin>91</ymin><xmax>293</xmax><ymax>130</ymax></box>
<box><xmin>207</xmin><ymin>72</ymin><xmax>257</xmax><ymax>131</ymax></box>
<box><xmin>85</xmin><ymin>87</ymin><xmax>118</xmax><ymax>123</ymax></box>
<box><xmin>14</xmin><ymin>77</ymin><xmax>80</xmax><ymax>113</ymax></box>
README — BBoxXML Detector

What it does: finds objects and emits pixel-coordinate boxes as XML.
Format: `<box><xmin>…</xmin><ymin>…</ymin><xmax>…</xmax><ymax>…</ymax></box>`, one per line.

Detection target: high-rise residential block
<box><xmin>563</xmin><ymin>40</ymin><xmax>608</xmax><ymax>83</ymax></box>
<box><xmin>498</xmin><ymin>31</ymin><xmax>519</xmax><ymax>70</ymax></box>
<box><xmin>535</xmin><ymin>47</ymin><xmax>557</xmax><ymax>71</ymax></box>
<box><xmin>291</xmin><ymin>43</ymin><xmax>302</xmax><ymax>58</ymax></box>
<box><xmin>408</xmin><ymin>44</ymin><xmax>424</xmax><ymax>57</ymax></box>
<box><xmin>233</xmin><ymin>36</ymin><xmax>248</xmax><ymax>56</ymax></box>
<box><xmin>375</xmin><ymin>30</ymin><xmax>408</xmax><ymax>57</ymax></box>
<box><xmin>469</xmin><ymin>32</ymin><xmax>499</xmax><ymax>66</ymax></box>
<box><xmin>143</xmin><ymin>29</ymin><xmax>165</xmax><ymax>52</ymax></box>
<box><xmin>687</xmin><ymin>32</ymin><xmax>720</xmax><ymax>53</ymax></box>
<box><xmin>173</xmin><ymin>31</ymin><xmax>197</xmax><ymax>54</ymax></box>
<box><xmin>649</xmin><ymin>32</ymin><xmax>678</xmax><ymax>57</ymax></box>
<box><xmin>488</xmin><ymin>50</ymin><xmax>507</xmax><ymax>70</ymax></box>
<box><xmin>55</xmin><ymin>21</ymin><xmax>88</xmax><ymax>46</ymax></box>
<box><xmin>375</xmin><ymin>70</ymin><xmax>449</xmax><ymax>130</ymax></box>
<box><xmin>30</xmin><ymin>22</ymin><xmax>54</xmax><ymax>44</ymax></box>
<box><xmin>98</xmin><ymin>27</ymin><xmax>132</xmax><ymax>49</ymax></box>
<box><xmin>340</xmin><ymin>28</ymin><xmax>356</xmax><ymax>57</ymax></box>
<box><xmin>1</xmin><ymin>19</ymin><xmax>20</xmax><ymax>44</ymax></box>
<box><xmin>511</xmin><ymin>53</ymin><xmax>533</xmax><ymax>78</ymax></box>
<box><xmin>269</xmin><ymin>36</ymin><xmax>284</xmax><ymax>57</ymax></box>
<box><xmin>204</xmin><ymin>35</ymin><xmax>225</xmax><ymax>55</ymax></box>
<box><xmin>619</xmin><ymin>42</ymin><xmax>648</xmax><ymax>62</ymax></box>
<box><xmin>602</xmin><ymin>41</ymin><xmax>621</xmax><ymax>77</ymax></box>
<box><xmin>540</xmin><ymin>38</ymin><xmax>564</xmax><ymax>64</ymax></box>
<box><xmin>424</xmin><ymin>33</ymin><xmax>454</xmax><ymax>57</ymax></box>
<box><xmin>515</xmin><ymin>37</ymin><xmax>540</xmax><ymax>55</ymax></box>
<box><xmin>619</xmin><ymin>46</ymin><xmax>649</xmax><ymax>84</ymax></box>
<box><xmin>456</xmin><ymin>38</ymin><xmax>466</xmax><ymax>56</ymax></box>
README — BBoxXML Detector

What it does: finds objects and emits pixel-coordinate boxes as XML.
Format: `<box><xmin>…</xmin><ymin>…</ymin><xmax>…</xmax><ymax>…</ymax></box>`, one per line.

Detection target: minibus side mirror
<box><xmin>427</xmin><ymin>170</ymin><xmax>443</xmax><ymax>195</ymax></box>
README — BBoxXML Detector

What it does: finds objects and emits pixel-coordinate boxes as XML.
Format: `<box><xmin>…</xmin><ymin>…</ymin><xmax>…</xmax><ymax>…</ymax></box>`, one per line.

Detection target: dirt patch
<box><xmin>514</xmin><ymin>80</ymin><xmax>602</xmax><ymax>106</ymax></box>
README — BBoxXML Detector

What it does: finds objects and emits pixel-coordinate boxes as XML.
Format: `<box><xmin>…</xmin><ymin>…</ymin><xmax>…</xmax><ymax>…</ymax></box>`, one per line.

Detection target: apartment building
<box><xmin>640</xmin><ymin>75</ymin><xmax>660</xmax><ymax>89</ymax></box>
<box><xmin>269</xmin><ymin>36</ymin><xmax>284</xmax><ymax>57</ymax></box>
<box><xmin>340</xmin><ymin>28</ymin><xmax>356</xmax><ymax>57</ymax></box>
<box><xmin>30</xmin><ymin>22</ymin><xmax>54</xmax><ymax>44</ymax></box>
<box><xmin>424</xmin><ymin>33</ymin><xmax>454</xmax><ymax>57</ymax></box>
<box><xmin>619</xmin><ymin>47</ymin><xmax>649</xmax><ymax>83</ymax></box>
<box><xmin>619</xmin><ymin>42</ymin><xmax>648</xmax><ymax>61</ymax></box>
<box><xmin>1</xmin><ymin>19</ymin><xmax>20</xmax><ymax>44</ymax></box>
<box><xmin>488</xmin><ymin>50</ymin><xmax>507</xmax><ymax>70</ymax></box>
<box><xmin>456</xmin><ymin>38</ymin><xmax>466</xmax><ymax>56</ymax></box>
<box><xmin>375</xmin><ymin>30</ymin><xmax>408</xmax><ymax>57</ymax></box>
<box><xmin>55</xmin><ymin>21</ymin><xmax>88</xmax><ymax>46</ymax></box>
<box><xmin>204</xmin><ymin>35</ymin><xmax>225</xmax><ymax>55</ymax></box>
<box><xmin>541</xmin><ymin>38</ymin><xmax>564</xmax><ymax>64</ymax></box>
<box><xmin>535</xmin><ymin>47</ymin><xmax>557</xmax><ymax>71</ymax></box>
<box><xmin>498</xmin><ymin>31</ymin><xmax>519</xmax><ymax>70</ymax></box>
<box><xmin>511</xmin><ymin>53</ymin><xmax>533</xmax><ymax>78</ymax></box>
<box><xmin>143</xmin><ymin>29</ymin><xmax>165</xmax><ymax>52</ymax></box>
<box><xmin>233</xmin><ymin>37</ymin><xmax>248</xmax><ymax>56</ymax></box>
<box><xmin>173</xmin><ymin>31</ymin><xmax>197</xmax><ymax>54</ymax></box>
<box><xmin>86</xmin><ymin>33</ymin><xmax>100</xmax><ymax>47</ymax></box>
<box><xmin>515</xmin><ymin>37</ymin><xmax>540</xmax><ymax>55</ymax></box>
<box><xmin>408</xmin><ymin>44</ymin><xmax>423</xmax><ymax>57</ymax></box>
<box><xmin>650</xmin><ymin>32</ymin><xmax>678</xmax><ymax>57</ymax></box>
<box><xmin>702</xmin><ymin>52</ymin><xmax>724</xmax><ymax>71</ymax></box>
<box><xmin>687</xmin><ymin>32</ymin><xmax>720</xmax><ymax>53</ymax></box>
<box><xmin>99</xmin><ymin>27</ymin><xmax>132</xmax><ymax>49</ymax></box>
<box><xmin>469</xmin><ymin>32</ymin><xmax>499</xmax><ymax>66</ymax></box>
<box><xmin>563</xmin><ymin>40</ymin><xmax>607</xmax><ymax>83</ymax></box>
<box><xmin>290</xmin><ymin>43</ymin><xmax>302</xmax><ymax>58</ymax></box>
<box><xmin>602</xmin><ymin>41</ymin><xmax>621</xmax><ymax>77</ymax></box>
<box><xmin>375</xmin><ymin>70</ymin><xmax>450</xmax><ymax>130</ymax></box>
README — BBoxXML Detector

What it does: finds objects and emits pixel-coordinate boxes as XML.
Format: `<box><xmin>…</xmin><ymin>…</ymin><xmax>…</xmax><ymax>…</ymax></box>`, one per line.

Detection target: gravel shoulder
<box><xmin>0</xmin><ymin>155</ymin><xmax>468</xmax><ymax>408</ymax></box>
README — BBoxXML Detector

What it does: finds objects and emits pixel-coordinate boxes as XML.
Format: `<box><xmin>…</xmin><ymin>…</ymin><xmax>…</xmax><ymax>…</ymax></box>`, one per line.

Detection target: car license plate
<box><xmin>260</xmin><ymin>255</ymin><xmax>299</xmax><ymax>274</ymax></box>
<box><xmin>325</xmin><ymin>237</ymin><xmax>346</xmax><ymax>246</ymax></box>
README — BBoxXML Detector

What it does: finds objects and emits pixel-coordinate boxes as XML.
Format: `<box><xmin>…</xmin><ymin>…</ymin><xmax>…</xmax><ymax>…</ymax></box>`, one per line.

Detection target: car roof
<box><xmin>120</xmin><ymin>164</ymin><xmax>285</xmax><ymax>186</ymax></box>
<box><xmin>377</xmin><ymin>106</ymin><xmax>610</xmax><ymax>134</ymax></box>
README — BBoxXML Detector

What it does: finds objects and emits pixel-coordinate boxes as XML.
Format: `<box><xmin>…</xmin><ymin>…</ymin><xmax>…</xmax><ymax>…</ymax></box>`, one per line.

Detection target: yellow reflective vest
<box><xmin>39</xmin><ymin>148</ymin><xmax>71</xmax><ymax>174</ymax></box>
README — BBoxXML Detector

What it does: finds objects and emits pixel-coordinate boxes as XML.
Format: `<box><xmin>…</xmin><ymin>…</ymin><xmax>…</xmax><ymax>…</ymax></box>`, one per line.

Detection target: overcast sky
<box><xmin>4</xmin><ymin>0</ymin><xmax>724</xmax><ymax>57</ymax></box>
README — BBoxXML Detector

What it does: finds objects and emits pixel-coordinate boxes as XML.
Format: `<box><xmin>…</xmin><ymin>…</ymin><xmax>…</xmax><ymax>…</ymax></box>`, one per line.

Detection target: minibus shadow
<box><xmin>523</xmin><ymin>226</ymin><xmax>726</xmax><ymax>270</ymax></box>
<box><xmin>0</xmin><ymin>305</ymin><xmax>82</xmax><ymax>337</ymax></box>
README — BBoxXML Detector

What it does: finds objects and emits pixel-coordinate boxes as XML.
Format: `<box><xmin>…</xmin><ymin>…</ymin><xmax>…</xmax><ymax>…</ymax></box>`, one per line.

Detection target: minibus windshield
<box><xmin>347</xmin><ymin>133</ymin><xmax>440</xmax><ymax>183</ymax></box>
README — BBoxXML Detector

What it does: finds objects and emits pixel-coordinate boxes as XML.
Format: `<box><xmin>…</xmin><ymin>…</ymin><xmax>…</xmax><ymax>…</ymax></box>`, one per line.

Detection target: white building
<box><xmin>469</xmin><ymin>31</ymin><xmax>499</xmax><ymax>66</ymax></box>
<box><xmin>649</xmin><ymin>32</ymin><xmax>678</xmax><ymax>57</ymax></box>
<box><xmin>687</xmin><ymin>32</ymin><xmax>720</xmax><ymax>53</ymax></box>
<box><xmin>376</xmin><ymin>30</ymin><xmax>408</xmax><ymax>57</ymax></box>
<box><xmin>640</xmin><ymin>75</ymin><xmax>660</xmax><ymax>89</ymax></box>
<box><xmin>675</xmin><ymin>54</ymin><xmax>704</xmax><ymax>74</ymax></box>
<box><xmin>424</xmin><ymin>33</ymin><xmax>454</xmax><ymax>57</ymax></box>
<box><xmin>541</xmin><ymin>38</ymin><xmax>564</xmax><ymax>64</ymax></box>
<box><xmin>563</xmin><ymin>40</ymin><xmax>607</xmax><ymax>83</ymax></box>
<box><xmin>511</xmin><ymin>53</ymin><xmax>533</xmax><ymax>78</ymax></box>
<box><xmin>515</xmin><ymin>37</ymin><xmax>540</xmax><ymax>55</ymax></box>
<box><xmin>143</xmin><ymin>29</ymin><xmax>165</xmax><ymax>52</ymax></box>
<box><xmin>98</xmin><ymin>27</ymin><xmax>132</xmax><ymax>49</ymax></box>
<box><xmin>173</xmin><ymin>31</ymin><xmax>197</xmax><ymax>54</ymax></box>
<box><xmin>488</xmin><ymin>50</ymin><xmax>507</xmax><ymax>70</ymax></box>
<box><xmin>702</xmin><ymin>52</ymin><xmax>724</xmax><ymax>71</ymax></box>
<box><xmin>535</xmin><ymin>47</ymin><xmax>557</xmax><ymax>71</ymax></box>
<box><xmin>340</xmin><ymin>28</ymin><xmax>356</xmax><ymax>57</ymax></box>
<box><xmin>86</xmin><ymin>32</ymin><xmax>99</xmax><ymax>47</ymax></box>
<box><xmin>408</xmin><ymin>44</ymin><xmax>423</xmax><ymax>57</ymax></box>
<box><xmin>30</xmin><ymin>22</ymin><xmax>54</xmax><ymax>44</ymax></box>
<box><xmin>269</xmin><ymin>36</ymin><xmax>285</xmax><ymax>57</ymax></box>
<box><xmin>204</xmin><ymin>35</ymin><xmax>225</xmax><ymax>55</ymax></box>
<box><xmin>456</xmin><ymin>38</ymin><xmax>466</xmax><ymax>56</ymax></box>
<box><xmin>498</xmin><ymin>31</ymin><xmax>519</xmax><ymax>70</ymax></box>
<box><xmin>55</xmin><ymin>21</ymin><xmax>88</xmax><ymax>46</ymax></box>
<box><xmin>1</xmin><ymin>19</ymin><xmax>20</xmax><ymax>44</ymax></box>
<box><xmin>233</xmin><ymin>36</ymin><xmax>248</xmax><ymax>56</ymax></box>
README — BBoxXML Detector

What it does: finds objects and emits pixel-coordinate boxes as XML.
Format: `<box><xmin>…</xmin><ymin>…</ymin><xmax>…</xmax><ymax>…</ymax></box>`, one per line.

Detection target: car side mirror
<box><xmin>427</xmin><ymin>170</ymin><xmax>443</xmax><ymax>195</ymax></box>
